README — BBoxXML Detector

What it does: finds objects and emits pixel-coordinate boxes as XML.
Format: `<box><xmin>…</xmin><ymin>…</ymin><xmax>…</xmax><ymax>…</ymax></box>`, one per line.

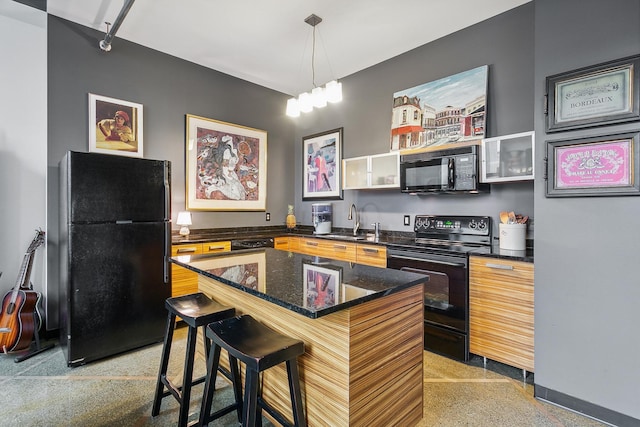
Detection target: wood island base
<box><xmin>198</xmin><ymin>275</ymin><xmax>424</xmax><ymax>427</ymax></box>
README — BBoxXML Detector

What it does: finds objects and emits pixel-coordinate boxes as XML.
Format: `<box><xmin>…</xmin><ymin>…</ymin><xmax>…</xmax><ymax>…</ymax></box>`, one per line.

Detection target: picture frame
<box><xmin>545</xmin><ymin>131</ymin><xmax>640</xmax><ymax>197</ymax></box>
<box><xmin>88</xmin><ymin>93</ymin><xmax>143</xmax><ymax>158</ymax></box>
<box><xmin>303</xmin><ymin>128</ymin><xmax>343</xmax><ymax>200</ymax></box>
<box><xmin>186</xmin><ymin>114</ymin><xmax>267</xmax><ymax>211</ymax></box>
<box><xmin>303</xmin><ymin>262</ymin><xmax>341</xmax><ymax>310</ymax></box>
<box><xmin>546</xmin><ymin>54</ymin><xmax>640</xmax><ymax>132</ymax></box>
<box><xmin>390</xmin><ymin>65</ymin><xmax>488</xmax><ymax>152</ymax></box>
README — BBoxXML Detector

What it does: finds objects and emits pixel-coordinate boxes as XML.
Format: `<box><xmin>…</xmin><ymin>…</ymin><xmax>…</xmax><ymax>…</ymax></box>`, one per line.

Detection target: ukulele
<box><xmin>0</xmin><ymin>229</ymin><xmax>45</xmax><ymax>353</ymax></box>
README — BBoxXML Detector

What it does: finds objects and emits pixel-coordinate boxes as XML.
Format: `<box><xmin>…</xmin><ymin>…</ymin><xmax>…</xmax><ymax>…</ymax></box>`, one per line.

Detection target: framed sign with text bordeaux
<box><xmin>546</xmin><ymin>55</ymin><xmax>640</xmax><ymax>133</ymax></box>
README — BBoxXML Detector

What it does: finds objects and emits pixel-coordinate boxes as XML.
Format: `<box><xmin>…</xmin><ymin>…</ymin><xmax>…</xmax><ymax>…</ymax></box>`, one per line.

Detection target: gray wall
<box><xmin>534</xmin><ymin>0</ymin><xmax>640</xmax><ymax>423</ymax></box>
<box><xmin>292</xmin><ymin>5</ymin><xmax>535</xmax><ymax>235</ymax></box>
<box><xmin>46</xmin><ymin>16</ymin><xmax>295</xmax><ymax>328</ymax></box>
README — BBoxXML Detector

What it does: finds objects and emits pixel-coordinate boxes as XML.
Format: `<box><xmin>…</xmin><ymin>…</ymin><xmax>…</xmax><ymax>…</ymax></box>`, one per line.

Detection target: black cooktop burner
<box><xmin>396</xmin><ymin>214</ymin><xmax>494</xmax><ymax>255</ymax></box>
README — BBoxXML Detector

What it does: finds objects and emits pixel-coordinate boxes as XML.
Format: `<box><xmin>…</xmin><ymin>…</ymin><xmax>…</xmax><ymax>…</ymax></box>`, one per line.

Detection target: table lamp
<box><xmin>176</xmin><ymin>211</ymin><xmax>192</xmax><ymax>236</ymax></box>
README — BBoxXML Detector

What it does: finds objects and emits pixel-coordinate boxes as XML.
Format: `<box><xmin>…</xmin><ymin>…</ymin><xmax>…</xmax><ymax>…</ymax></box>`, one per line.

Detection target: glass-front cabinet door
<box><xmin>343</xmin><ymin>152</ymin><xmax>399</xmax><ymax>189</ymax></box>
<box><xmin>481</xmin><ymin>131</ymin><xmax>534</xmax><ymax>183</ymax></box>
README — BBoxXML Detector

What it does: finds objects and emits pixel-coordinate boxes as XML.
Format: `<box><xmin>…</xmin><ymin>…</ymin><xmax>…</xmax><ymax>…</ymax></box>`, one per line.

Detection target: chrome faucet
<box><xmin>348</xmin><ymin>203</ymin><xmax>360</xmax><ymax>236</ymax></box>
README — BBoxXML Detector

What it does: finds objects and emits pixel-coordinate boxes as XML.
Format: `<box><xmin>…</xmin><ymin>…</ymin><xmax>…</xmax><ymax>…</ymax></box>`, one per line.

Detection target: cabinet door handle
<box><xmin>485</xmin><ymin>263</ymin><xmax>514</xmax><ymax>270</ymax></box>
<box><xmin>176</xmin><ymin>247</ymin><xmax>197</xmax><ymax>253</ymax></box>
<box><xmin>362</xmin><ymin>247</ymin><xmax>379</xmax><ymax>254</ymax></box>
<box><xmin>333</xmin><ymin>244</ymin><xmax>347</xmax><ymax>250</ymax></box>
<box><xmin>305</xmin><ymin>241</ymin><xmax>318</xmax><ymax>247</ymax></box>
<box><xmin>207</xmin><ymin>245</ymin><xmax>226</xmax><ymax>251</ymax></box>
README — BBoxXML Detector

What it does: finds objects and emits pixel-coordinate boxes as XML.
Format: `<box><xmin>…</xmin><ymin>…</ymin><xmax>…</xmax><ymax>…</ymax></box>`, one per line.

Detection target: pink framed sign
<box><xmin>546</xmin><ymin>131</ymin><xmax>640</xmax><ymax>197</ymax></box>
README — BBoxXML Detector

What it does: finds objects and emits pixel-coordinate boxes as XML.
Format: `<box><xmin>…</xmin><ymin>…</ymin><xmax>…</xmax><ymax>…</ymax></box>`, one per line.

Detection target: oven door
<box><xmin>387</xmin><ymin>248</ymin><xmax>469</xmax><ymax>360</ymax></box>
<box><xmin>400</xmin><ymin>156</ymin><xmax>454</xmax><ymax>193</ymax></box>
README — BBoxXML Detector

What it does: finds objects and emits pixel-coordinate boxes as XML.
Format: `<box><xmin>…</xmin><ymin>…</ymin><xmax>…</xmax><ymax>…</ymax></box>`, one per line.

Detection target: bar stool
<box><xmin>199</xmin><ymin>314</ymin><xmax>306</xmax><ymax>427</ymax></box>
<box><xmin>151</xmin><ymin>292</ymin><xmax>235</xmax><ymax>427</ymax></box>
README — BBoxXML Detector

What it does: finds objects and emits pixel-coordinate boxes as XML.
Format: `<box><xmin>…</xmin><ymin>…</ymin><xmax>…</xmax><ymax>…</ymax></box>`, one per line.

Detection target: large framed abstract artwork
<box><xmin>89</xmin><ymin>93</ymin><xmax>143</xmax><ymax>158</ymax></box>
<box><xmin>390</xmin><ymin>65</ymin><xmax>488</xmax><ymax>152</ymax></box>
<box><xmin>186</xmin><ymin>114</ymin><xmax>267</xmax><ymax>211</ymax></box>
<box><xmin>303</xmin><ymin>128</ymin><xmax>343</xmax><ymax>200</ymax></box>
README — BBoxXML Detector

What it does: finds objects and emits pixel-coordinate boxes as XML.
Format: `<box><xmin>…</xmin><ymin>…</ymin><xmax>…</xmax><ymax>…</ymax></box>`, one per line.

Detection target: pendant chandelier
<box><xmin>286</xmin><ymin>14</ymin><xmax>343</xmax><ymax>118</ymax></box>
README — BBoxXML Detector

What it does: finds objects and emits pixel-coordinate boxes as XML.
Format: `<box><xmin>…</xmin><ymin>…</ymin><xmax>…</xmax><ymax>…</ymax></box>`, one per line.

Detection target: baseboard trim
<box><xmin>535</xmin><ymin>384</ymin><xmax>640</xmax><ymax>427</ymax></box>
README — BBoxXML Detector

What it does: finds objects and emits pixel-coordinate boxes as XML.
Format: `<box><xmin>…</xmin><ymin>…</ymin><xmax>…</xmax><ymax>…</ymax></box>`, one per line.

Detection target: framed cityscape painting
<box><xmin>186</xmin><ymin>114</ymin><xmax>267</xmax><ymax>211</ymax></box>
<box><xmin>88</xmin><ymin>93</ymin><xmax>143</xmax><ymax>158</ymax></box>
<box><xmin>390</xmin><ymin>65</ymin><xmax>488</xmax><ymax>152</ymax></box>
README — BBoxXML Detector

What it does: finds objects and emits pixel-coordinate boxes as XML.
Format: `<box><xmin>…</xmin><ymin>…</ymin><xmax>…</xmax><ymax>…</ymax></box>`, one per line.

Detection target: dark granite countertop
<box><xmin>172</xmin><ymin>226</ymin><xmax>533</xmax><ymax>262</ymax></box>
<box><xmin>170</xmin><ymin>248</ymin><xmax>428</xmax><ymax>319</ymax></box>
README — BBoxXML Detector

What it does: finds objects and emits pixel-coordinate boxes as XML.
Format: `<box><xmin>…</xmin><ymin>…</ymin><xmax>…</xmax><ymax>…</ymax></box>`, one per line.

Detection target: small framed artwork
<box><xmin>89</xmin><ymin>93</ymin><xmax>143</xmax><ymax>157</ymax></box>
<box><xmin>303</xmin><ymin>262</ymin><xmax>341</xmax><ymax>310</ymax></box>
<box><xmin>546</xmin><ymin>131</ymin><xmax>640</xmax><ymax>197</ymax></box>
<box><xmin>186</xmin><ymin>114</ymin><xmax>267</xmax><ymax>211</ymax></box>
<box><xmin>303</xmin><ymin>128</ymin><xmax>343</xmax><ymax>200</ymax></box>
<box><xmin>546</xmin><ymin>54</ymin><xmax>640</xmax><ymax>132</ymax></box>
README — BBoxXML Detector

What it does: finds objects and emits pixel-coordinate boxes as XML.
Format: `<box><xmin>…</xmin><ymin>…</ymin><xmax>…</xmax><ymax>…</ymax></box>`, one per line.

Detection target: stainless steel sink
<box><xmin>321</xmin><ymin>234</ymin><xmax>367</xmax><ymax>241</ymax></box>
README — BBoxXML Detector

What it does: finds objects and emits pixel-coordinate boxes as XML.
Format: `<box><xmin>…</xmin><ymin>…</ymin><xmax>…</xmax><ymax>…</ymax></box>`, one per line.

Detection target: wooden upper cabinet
<box><xmin>469</xmin><ymin>256</ymin><xmax>534</xmax><ymax>372</ymax></box>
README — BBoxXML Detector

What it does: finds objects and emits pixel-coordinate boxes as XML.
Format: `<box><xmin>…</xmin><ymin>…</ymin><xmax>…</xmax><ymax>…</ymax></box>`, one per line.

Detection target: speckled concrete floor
<box><xmin>0</xmin><ymin>327</ymin><xmax>608</xmax><ymax>427</ymax></box>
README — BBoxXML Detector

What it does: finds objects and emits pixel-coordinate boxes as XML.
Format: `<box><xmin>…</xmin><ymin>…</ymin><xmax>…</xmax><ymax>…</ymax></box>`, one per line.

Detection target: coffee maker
<box><xmin>311</xmin><ymin>203</ymin><xmax>332</xmax><ymax>235</ymax></box>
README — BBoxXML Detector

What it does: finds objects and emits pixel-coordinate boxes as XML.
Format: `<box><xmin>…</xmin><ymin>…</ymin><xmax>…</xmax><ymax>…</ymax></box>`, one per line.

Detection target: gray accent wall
<box><xmin>292</xmin><ymin>5</ymin><xmax>535</xmax><ymax>236</ymax></box>
<box><xmin>534</xmin><ymin>0</ymin><xmax>640</xmax><ymax>423</ymax></box>
<box><xmin>46</xmin><ymin>16</ymin><xmax>295</xmax><ymax>328</ymax></box>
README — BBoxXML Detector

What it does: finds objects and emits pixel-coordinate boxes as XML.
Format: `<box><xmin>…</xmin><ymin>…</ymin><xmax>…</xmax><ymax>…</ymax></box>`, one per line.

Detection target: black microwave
<box><xmin>399</xmin><ymin>145</ymin><xmax>489</xmax><ymax>194</ymax></box>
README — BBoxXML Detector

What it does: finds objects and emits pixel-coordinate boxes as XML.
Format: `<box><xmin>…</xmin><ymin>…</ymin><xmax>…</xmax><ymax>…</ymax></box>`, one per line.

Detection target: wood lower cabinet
<box><xmin>356</xmin><ymin>243</ymin><xmax>387</xmax><ymax>267</ymax></box>
<box><xmin>469</xmin><ymin>256</ymin><xmax>534</xmax><ymax>372</ymax></box>
<box><xmin>171</xmin><ymin>241</ymin><xmax>230</xmax><ymax>297</ymax></box>
<box><xmin>275</xmin><ymin>236</ymin><xmax>385</xmax><ymax>267</ymax></box>
<box><xmin>273</xmin><ymin>236</ymin><xmax>290</xmax><ymax>251</ymax></box>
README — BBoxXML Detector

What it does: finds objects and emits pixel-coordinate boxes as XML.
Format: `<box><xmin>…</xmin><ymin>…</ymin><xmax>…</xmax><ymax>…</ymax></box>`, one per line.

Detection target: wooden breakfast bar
<box><xmin>171</xmin><ymin>248</ymin><xmax>427</xmax><ymax>427</ymax></box>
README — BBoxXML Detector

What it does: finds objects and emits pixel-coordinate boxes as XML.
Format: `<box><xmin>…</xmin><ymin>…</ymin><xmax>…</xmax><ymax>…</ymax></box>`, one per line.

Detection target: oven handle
<box><xmin>387</xmin><ymin>254</ymin><xmax>466</xmax><ymax>268</ymax></box>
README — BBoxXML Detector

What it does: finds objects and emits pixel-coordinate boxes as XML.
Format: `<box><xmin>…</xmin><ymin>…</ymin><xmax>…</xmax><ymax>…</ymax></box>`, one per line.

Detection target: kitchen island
<box><xmin>171</xmin><ymin>248</ymin><xmax>427</xmax><ymax>427</ymax></box>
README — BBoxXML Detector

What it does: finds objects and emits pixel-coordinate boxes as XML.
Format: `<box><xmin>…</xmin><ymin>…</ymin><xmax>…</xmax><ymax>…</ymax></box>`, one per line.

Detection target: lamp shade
<box><xmin>176</xmin><ymin>211</ymin><xmax>192</xmax><ymax>226</ymax></box>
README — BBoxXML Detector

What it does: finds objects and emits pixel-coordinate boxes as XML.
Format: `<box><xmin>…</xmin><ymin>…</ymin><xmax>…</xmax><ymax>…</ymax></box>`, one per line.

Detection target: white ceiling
<box><xmin>47</xmin><ymin>0</ymin><xmax>531</xmax><ymax>96</ymax></box>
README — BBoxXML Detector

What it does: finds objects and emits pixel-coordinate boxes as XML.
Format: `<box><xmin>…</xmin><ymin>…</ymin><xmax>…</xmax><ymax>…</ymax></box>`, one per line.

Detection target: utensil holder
<box><xmin>499</xmin><ymin>223</ymin><xmax>526</xmax><ymax>250</ymax></box>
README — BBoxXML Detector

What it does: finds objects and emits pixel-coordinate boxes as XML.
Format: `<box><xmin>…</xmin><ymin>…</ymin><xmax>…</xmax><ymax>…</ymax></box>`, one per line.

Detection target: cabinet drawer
<box><xmin>322</xmin><ymin>240</ymin><xmax>356</xmax><ymax>262</ymax></box>
<box><xmin>273</xmin><ymin>236</ymin><xmax>290</xmax><ymax>250</ymax></box>
<box><xmin>171</xmin><ymin>243</ymin><xmax>203</xmax><ymax>256</ymax></box>
<box><xmin>202</xmin><ymin>241</ymin><xmax>231</xmax><ymax>254</ymax></box>
<box><xmin>298</xmin><ymin>237</ymin><xmax>323</xmax><ymax>256</ymax></box>
<box><xmin>356</xmin><ymin>244</ymin><xmax>386</xmax><ymax>267</ymax></box>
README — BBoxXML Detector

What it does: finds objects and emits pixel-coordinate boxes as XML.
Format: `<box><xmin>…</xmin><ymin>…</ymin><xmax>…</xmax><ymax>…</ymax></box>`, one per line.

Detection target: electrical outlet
<box><xmin>266</xmin><ymin>212</ymin><xmax>270</xmax><ymax>221</ymax></box>
<box><xmin>404</xmin><ymin>215</ymin><xmax>411</xmax><ymax>226</ymax></box>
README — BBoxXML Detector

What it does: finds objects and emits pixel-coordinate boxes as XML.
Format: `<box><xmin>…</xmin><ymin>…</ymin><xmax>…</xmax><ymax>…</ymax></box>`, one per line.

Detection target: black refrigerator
<box><xmin>59</xmin><ymin>151</ymin><xmax>171</xmax><ymax>367</ymax></box>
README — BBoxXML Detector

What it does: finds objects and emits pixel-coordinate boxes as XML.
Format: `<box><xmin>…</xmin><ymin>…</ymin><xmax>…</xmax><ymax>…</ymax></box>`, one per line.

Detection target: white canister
<box><xmin>499</xmin><ymin>223</ymin><xmax>526</xmax><ymax>250</ymax></box>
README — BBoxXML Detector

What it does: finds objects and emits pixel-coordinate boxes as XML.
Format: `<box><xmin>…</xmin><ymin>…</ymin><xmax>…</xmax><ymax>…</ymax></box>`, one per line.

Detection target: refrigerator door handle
<box><xmin>164</xmin><ymin>221</ymin><xmax>170</xmax><ymax>284</ymax></box>
<box><xmin>163</xmin><ymin>163</ymin><xmax>171</xmax><ymax>222</ymax></box>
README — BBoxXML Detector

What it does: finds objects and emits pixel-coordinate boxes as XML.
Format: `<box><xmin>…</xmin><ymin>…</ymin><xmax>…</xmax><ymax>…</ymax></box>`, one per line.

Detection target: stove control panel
<box><xmin>414</xmin><ymin>215</ymin><xmax>491</xmax><ymax>236</ymax></box>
